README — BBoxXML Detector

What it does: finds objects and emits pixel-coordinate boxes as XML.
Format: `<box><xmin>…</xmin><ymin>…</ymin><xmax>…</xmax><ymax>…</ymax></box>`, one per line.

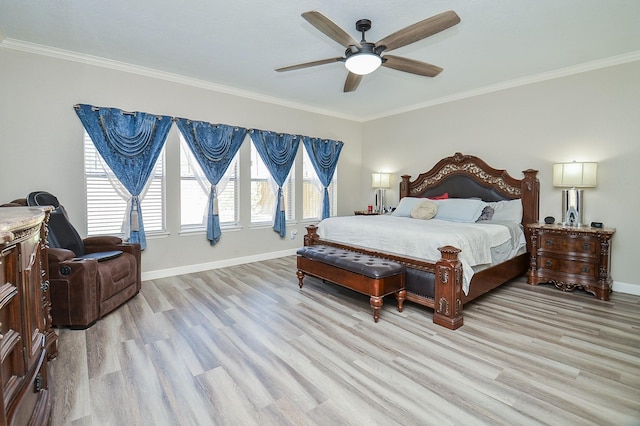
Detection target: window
<box><xmin>302</xmin><ymin>149</ymin><xmax>337</xmax><ymax>219</ymax></box>
<box><xmin>250</xmin><ymin>143</ymin><xmax>294</xmax><ymax>223</ymax></box>
<box><xmin>179</xmin><ymin>136</ymin><xmax>239</xmax><ymax>230</ymax></box>
<box><xmin>84</xmin><ymin>132</ymin><xmax>165</xmax><ymax>236</ymax></box>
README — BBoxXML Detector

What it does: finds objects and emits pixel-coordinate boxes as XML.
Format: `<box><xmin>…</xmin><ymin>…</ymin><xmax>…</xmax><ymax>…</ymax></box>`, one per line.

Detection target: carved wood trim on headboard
<box><xmin>399</xmin><ymin>152</ymin><xmax>539</xmax><ymax>226</ymax></box>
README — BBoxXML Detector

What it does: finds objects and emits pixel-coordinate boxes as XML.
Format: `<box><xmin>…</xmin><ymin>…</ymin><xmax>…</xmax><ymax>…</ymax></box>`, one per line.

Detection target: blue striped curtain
<box><xmin>175</xmin><ymin>119</ymin><xmax>246</xmax><ymax>244</ymax></box>
<box><xmin>302</xmin><ymin>137</ymin><xmax>343</xmax><ymax>219</ymax></box>
<box><xmin>74</xmin><ymin>104</ymin><xmax>172</xmax><ymax>249</ymax></box>
<box><xmin>249</xmin><ymin>130</ymin><xmax>300</xmax><ymax>237</ymax></box>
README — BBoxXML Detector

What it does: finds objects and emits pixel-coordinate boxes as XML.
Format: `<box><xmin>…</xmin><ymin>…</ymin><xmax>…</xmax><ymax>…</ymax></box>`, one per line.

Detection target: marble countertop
<box><xmin>0</xmin><ymin>206</ymin><xmax>49</xmax><ymax>244</ymax></box>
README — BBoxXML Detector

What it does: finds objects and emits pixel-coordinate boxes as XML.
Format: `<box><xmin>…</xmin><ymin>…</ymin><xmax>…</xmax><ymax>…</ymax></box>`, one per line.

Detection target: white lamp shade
<box><xmin>345</xmin><ymin>53</ymin><xmax>382</xmax><ymax>75</ymax></box>
<box><xmin>371</xmin><ymin>172</ymin><xmax>391</xmax><ymax>188</ymax></box>
<box><xmin>552</xmin><ymin>162</ymin><xmax>597</xmax><ymax>188</ymax></box>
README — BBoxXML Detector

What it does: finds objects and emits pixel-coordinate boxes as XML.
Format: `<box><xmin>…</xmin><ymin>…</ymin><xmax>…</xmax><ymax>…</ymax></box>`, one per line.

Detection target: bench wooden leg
<box><xmin>370</xmin><ymin>296</ymin><xmax>383</xmax><ymax>323</ymax></box>
<box><xmin>296</xmin><ymin>270</ymin><xmax>305</xmax><ymax>288</ymax></box>
<box><xmin>396</xmin><ymin>289</ymin><xmax>406</xmax><ymax>312</ymax></box>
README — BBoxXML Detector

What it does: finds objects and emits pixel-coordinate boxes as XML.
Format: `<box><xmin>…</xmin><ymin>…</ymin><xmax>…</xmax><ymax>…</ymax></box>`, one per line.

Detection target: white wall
<box><xmin>2</xmin><ymin>46</ymin><xmax>637</xmax><ymax>292</ymax></box>
<box><xmin>362</xmin><ymin>60</ymin><xmax>640</xmax><ymax>291</ymax></box>
<box><xmin>0</xmin><ymin>47</ymin><xmax>363</xmax><ymax>275</ymax></box>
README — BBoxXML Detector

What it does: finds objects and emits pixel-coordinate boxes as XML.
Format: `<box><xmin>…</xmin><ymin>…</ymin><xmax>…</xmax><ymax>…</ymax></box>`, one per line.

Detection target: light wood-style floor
<box><xmin>49</xmin><ymin>256</ymin><xmax>640</xmax><ymax>425</ymax></box>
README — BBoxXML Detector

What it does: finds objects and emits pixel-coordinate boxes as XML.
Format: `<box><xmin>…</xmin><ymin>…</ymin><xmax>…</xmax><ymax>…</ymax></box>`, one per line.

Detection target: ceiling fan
<box><xmin>276</xmin><ymin>10</ymin><xmax>461</xmax><ymax>92</ymax></box>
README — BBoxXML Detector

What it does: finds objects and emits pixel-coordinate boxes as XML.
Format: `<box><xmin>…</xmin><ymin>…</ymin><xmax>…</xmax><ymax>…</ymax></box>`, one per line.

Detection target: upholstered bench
<box><xmin>296</xmin><ymin>245</ymin><xmax>406</xmax><ymax>322</ymax></box>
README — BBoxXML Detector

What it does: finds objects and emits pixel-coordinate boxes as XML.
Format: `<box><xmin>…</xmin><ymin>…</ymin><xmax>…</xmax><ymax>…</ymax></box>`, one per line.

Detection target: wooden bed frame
<box><xmin>303</xmin><ymin>152</ymin><xmax>539</xmax><ymax>329</ymax></box>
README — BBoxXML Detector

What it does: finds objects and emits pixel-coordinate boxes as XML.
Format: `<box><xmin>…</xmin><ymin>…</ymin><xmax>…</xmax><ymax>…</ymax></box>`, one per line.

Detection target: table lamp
<box><xmin>552</xmin><ymin>161</ymin><xmax>597</xmax><ymax>226</ymax></box>
<box><xmin>371</xmin><ymin>172</ymin><xmax>391</xmax><ymax>213</ymax></box>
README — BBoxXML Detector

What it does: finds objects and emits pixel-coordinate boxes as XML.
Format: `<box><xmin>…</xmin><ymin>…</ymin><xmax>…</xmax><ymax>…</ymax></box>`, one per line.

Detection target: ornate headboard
<box><xmin>399</xmin><ymin>152</ymin><xmax>539</xmax><ymax>225</ymax></box>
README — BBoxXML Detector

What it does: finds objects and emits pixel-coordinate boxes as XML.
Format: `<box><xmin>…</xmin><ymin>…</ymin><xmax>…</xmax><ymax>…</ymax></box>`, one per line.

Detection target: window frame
<box><xmin>83</xmin><ymin>131</ymin><xmax>166</xmax><ymax>237</ymax></box>
<box><xmin>179</xmin><ymin>135</ymin><xmax>240</xmax><ymax>232</ymax></box>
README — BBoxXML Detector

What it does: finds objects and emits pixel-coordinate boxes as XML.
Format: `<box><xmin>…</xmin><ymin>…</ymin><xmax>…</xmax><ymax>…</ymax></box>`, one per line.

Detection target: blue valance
<box><xmin>74</xmin><ymin>104</ymin><xmax>172</xmax><ymax>249</ymax></box>
<box><xmin>175</xmin><ymin>119</ymin><xmax>247</xmax><ymax>244</ymax></box>
<box><xmin>302</xmin><ymin>137</ymin><xmax>343</xmax><ymax>219</ymax></box>
<box><xmin>249</xmin><ymin>130</ymin><xmax>300</xmax><ymax>237</ymax></box>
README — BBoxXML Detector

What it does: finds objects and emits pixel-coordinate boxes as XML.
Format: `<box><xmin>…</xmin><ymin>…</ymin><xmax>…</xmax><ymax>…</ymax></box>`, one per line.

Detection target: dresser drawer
<box><xmin>539</xmin><ymin>233</ymin><xmax>597</xmax><ymax>255</ymax></box>
<box><xmin>539</xmin><ymin>256</ymin><xmax>597</xmax><ymax>278</ymax></box>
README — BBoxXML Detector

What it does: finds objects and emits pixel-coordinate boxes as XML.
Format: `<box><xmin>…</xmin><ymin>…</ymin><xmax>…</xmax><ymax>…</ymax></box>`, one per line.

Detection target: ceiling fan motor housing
<box><xmin>355</xmin><ymin>19</ymin><xmax>372</xmax><ymax>34</ymax></box>
<box><xmin>345</xmin><ymin>42</ymin><xmax>376</xmax><ymax>58</ymax></box>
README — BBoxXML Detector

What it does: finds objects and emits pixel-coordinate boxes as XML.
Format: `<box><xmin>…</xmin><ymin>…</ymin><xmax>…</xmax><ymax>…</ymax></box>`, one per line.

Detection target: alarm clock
<box><xmin>544</xmin><ymin>216</ymin><xmax>555</xmax><ymax>224</ymax></box>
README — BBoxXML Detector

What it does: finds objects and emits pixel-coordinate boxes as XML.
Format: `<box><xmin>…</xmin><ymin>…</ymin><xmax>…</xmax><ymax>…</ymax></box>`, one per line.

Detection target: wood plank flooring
<box><xmin>49</xmin><ymin>256</ymin><xmax>640</xmax><ymax>425</ymax></box>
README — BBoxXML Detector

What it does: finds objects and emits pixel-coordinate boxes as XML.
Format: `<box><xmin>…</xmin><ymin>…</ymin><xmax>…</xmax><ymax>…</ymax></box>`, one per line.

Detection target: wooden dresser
<box><xmin>0</xmin><ymin>207</ymin><xmax>57</xmax><ymax>425</ymax></box>
<box><xmin>527</xmin><ymin>223</ymin><xmax>615</xmax><ymax>300</ymax></box>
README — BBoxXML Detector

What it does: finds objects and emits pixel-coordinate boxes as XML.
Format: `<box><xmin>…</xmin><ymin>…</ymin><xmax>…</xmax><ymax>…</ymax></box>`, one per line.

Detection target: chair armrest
<box><xmin>49</xmin><ymin>250</ymin><xmax>92</xmax><ymax>295</ymax></box>
<box><xmin>83</xmin><ymin>235</ymin><xmax>124</xmax><ymax>252</ymax></box>
<box><xmin>48</xmin><ymin>247</ymin><xmax>76</xmax><ymax>263</ymax></box>
<box><xmin>83</xmin><ymin>239</ymin><xmax>142</xmax><ymax>292</ymax></box>
<box><xmin>118</xmin><ymin>242</ymin><xmax>142</xmax><ymax>292</ymax></box>
<box><xmin>84</xmin><ymin>237</ymin><xmax>140</xmax><ymax>258</ymax></box>
<box><xmin>116</xmin><ymin>242</ymin><xmax>141</xmax><ymax>258</ymax></box>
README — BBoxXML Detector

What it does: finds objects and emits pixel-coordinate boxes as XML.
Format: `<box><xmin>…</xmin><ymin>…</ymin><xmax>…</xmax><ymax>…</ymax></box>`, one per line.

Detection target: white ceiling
<box><xmin>1</xmin><ymin>0</ymin><xmax>640</xmax><ymax>121</ymax></box>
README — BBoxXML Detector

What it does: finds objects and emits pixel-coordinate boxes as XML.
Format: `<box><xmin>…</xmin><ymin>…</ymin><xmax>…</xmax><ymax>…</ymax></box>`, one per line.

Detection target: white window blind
<box><xmin>83</xmin><ymin>131</ymin><xmax>166</xmax><ymax>236</ymax></box>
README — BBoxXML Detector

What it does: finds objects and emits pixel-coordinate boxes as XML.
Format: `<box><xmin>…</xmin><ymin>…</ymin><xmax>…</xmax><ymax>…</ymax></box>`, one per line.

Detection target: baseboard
<box><xmin>141</xmin><ymin>248</ymin><xmax>297</xmax><ymax>281</ymax></box>
<box><xmin>142</xmin><ymin>255</ymin><xmax>640</xmax><ymax>298</ymax></box>
<box><xmin>612</xmin><ymin>281</ymin><xmax>640</xmax><ymax>296</ymax></box>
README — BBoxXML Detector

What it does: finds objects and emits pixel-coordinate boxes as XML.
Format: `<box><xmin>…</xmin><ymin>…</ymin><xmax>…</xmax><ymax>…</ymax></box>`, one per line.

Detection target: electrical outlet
<box><xmin>290</xmin><ymin>229</ymin><xmax>298</xmax><ymax>240</ymax></box>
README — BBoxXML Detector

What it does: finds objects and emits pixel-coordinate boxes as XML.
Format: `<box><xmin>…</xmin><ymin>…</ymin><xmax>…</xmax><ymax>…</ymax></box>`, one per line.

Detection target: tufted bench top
<box><xmin>297</xmin><ymin>245</ymin><xmax>405</xmax><ymax>279</ymax></box>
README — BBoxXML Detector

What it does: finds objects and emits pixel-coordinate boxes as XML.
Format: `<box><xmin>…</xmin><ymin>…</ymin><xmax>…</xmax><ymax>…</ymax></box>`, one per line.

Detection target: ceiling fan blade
<box><xmin>343</xmin><ymin>72</ymin><xmax>363</xmax><ymax>92</ymax></box>
<box><xmin>382</xmin><ymin>55</ymin><xmax>443</xmax><ymax>77</ymax></box>
<box><xmin>276</xmin><ymin>57</ymin><xmax>343</xmax><ymax>72</ymax></box>
<box><xmin>302</xmin><ymin>11</ymin><xmax>361</xmax><ymax>48</ymax></box>
<box><xmin>376</xmin><ymin>10</ymin><xmax>460</xmax><ymax>52</ymax></box>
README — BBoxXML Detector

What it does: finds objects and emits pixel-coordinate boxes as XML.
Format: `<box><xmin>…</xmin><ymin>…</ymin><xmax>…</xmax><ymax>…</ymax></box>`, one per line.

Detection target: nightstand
<box><xmin>354</xmin><ymin>210</ymin><xmax>380</xmax><ymax>215</ymax></box>
<box><xmin>527</xmin><ymin>223</ymin><xmax>615</xmax><ymax>300</ymax></box>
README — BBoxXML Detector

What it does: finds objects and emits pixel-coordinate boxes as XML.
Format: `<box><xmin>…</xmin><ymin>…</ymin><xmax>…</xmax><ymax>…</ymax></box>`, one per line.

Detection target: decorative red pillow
<box><xmin>427</xmin><ymin>192</ymin><xmax>449</xmax><ymax>200</ymax></box>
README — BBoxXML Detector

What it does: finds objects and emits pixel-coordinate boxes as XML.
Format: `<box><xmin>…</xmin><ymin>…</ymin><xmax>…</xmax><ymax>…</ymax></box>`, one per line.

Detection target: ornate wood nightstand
<box><xmin>527</xmin><ymin>223</ymin><xmax>615</xmax><ymax>300</ymax></box>
<box><xmin>354</xmin><ymin>210</ymin><xmax>380</xmax><ymax>215</ymax></box>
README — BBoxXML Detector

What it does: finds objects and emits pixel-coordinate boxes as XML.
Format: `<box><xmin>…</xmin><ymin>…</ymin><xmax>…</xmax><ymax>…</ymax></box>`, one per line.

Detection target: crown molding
<box><xmin>3</xmin><ymin>38</ymin><xmax>639</xmax><ymax>124</ymax></box>
<box><xmin>0</xmin><ymin>38</ymin><xmax>360</xmax><ymax>122</ymax></box>
<box><xmin>363</xmin><ymin>50</ymin><xmax>640</xmax><ymax>121</ymax></box>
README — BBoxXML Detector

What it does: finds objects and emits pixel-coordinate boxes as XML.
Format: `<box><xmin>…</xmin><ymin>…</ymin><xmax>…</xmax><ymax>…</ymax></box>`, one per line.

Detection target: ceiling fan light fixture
<box><xmin>345</xmin><ymin>53</ymin><xmax>382</xmax><ymax>75</ymax></box>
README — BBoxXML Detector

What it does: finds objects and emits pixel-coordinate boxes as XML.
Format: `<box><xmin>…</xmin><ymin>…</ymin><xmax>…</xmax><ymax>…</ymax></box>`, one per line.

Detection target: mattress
<box><xmin>317</xmin><ymin>215</ymin><xmax>525</xmax><ymax>294</ymax></box>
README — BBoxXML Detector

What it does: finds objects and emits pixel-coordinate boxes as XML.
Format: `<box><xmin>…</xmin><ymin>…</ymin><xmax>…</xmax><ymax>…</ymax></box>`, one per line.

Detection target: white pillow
<box><xmin>489</xmin><ymin>199</ymin><xmax>523</xmax><ymax>223</ymax></box>
<box><xmin>410</xmin><ymin>200</ymin><xmax>438</xmax><ymax>220</ymax></box>
<box><xmin>391</xmin><ymin>197</ymin><xmax>423</xmax><ymax>217</ymax></box>
<box><xmin>434</xmin><ymin>199</ymin><xmax>487</xmax><ymax>223</ymax></box>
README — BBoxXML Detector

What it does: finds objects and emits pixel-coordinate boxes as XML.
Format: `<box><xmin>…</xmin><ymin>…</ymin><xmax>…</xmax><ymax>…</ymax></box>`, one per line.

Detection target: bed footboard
<box><xmin>434</xmin><ymin>246</ymin><xmax>464</xmax><ymax>329</ymax></box>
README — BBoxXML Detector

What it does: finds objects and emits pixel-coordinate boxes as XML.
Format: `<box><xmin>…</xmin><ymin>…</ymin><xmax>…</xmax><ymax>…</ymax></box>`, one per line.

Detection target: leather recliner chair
<box><xmin>26</xmin><ymin>191</ymin><xmax>141</xmax><ymax>329</ymax></box>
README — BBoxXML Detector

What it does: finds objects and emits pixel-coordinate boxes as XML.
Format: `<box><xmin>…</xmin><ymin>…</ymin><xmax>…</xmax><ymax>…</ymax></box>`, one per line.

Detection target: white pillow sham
<box><xmin>489</xmin><ymin>199</ymin><xmax>523</xmax><ymax>223</ymax></box>
<box><xmin>391</xmin><ymin>197</ymin><xmax>423</xmax><ymax>217</ymax></box>
<box><xmin>434</xmin><ymin>198</ymin><xmax>487</xmax><ymax>223</ymax></box>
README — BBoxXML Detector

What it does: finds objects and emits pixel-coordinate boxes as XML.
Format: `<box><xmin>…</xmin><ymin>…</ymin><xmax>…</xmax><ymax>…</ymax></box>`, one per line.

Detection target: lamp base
<box><xmin>375</xmin><ymin>188</ymin><xmax>386</xmax><ymax>213</ymax></box>
<box><xmin>561</xmin><ymin>188</ymin><xmax>584</xmax><ymax>226</ymax></box>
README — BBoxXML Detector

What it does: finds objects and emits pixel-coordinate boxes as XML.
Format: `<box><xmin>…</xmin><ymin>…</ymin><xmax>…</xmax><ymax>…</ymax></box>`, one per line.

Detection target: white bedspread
<box><xmin>317</xmin><ymin>215</ymin><xmax>522</xmax><ymax>295</ymax></box>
